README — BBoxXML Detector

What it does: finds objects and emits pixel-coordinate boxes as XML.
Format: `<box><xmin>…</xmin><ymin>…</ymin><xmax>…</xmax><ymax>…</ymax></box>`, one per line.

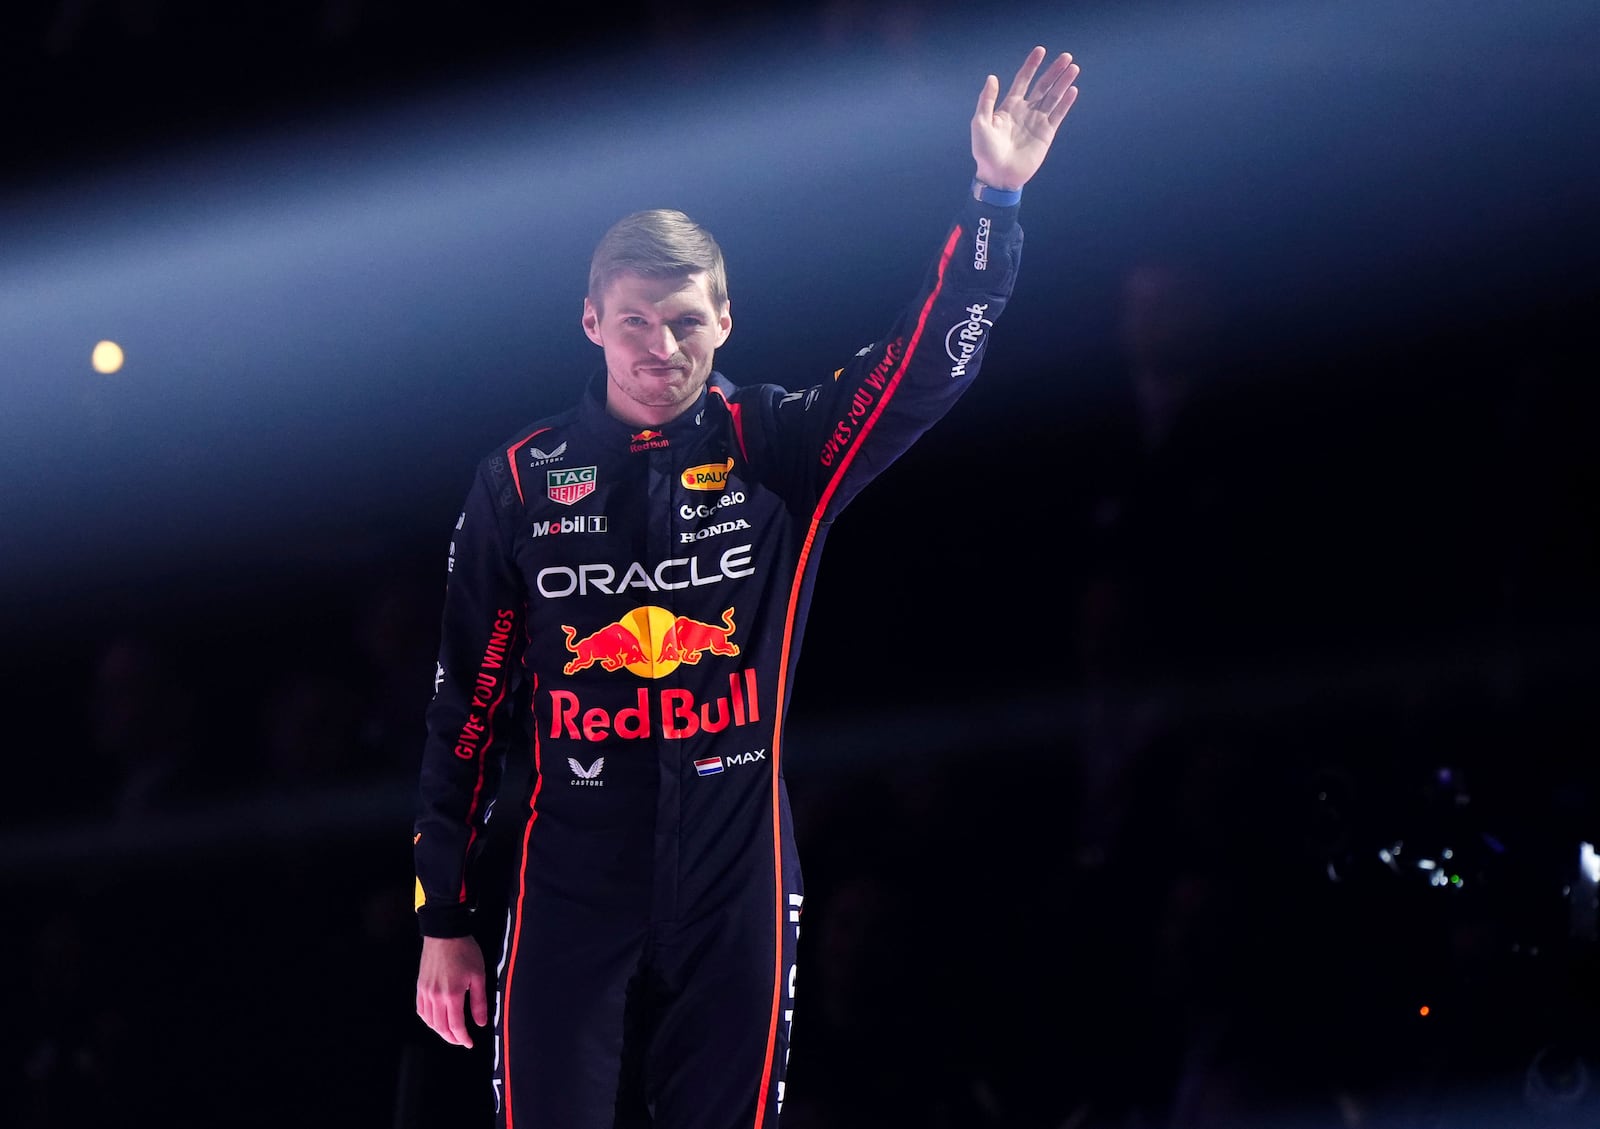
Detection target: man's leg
<box><xmin>495</xmin><ymin>893</ymin><xmax>650</xmax><ymax>1129</ymax></box>
<box><xmin>645</xmin><ymin>885</ymin><xmax>804</xmax><ymax>1129</ymax></box>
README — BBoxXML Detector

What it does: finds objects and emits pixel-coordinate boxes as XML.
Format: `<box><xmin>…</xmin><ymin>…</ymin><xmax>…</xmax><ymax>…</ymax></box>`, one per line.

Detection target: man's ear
<box><xmin>716</xmin><ymin>305</ymin><xmax>732</xmax><ymax>348</ymax></box>
<box><xmin>582</xmin><ymin>297</ymin><xmax>603</xmax><ymax>347</ymax></box>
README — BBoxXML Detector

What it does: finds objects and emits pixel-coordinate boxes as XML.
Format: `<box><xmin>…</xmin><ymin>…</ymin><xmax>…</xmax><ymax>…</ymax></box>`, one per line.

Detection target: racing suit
<box><xmin>413</xmin><ymin>189</ymin><xmax>1023</xmax><ymax>1129</ymax></box>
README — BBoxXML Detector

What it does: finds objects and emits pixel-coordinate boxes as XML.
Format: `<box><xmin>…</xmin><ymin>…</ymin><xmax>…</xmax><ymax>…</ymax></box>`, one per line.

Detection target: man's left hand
<box><xmin>972</xmin><ymin>45</ymin><xmax>1081</xmax><ymax>192</ymax></box>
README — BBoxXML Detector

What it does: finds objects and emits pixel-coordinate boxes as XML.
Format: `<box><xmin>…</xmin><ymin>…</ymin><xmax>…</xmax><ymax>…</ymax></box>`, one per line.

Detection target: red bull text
<box><xmin>547</xmin><ymin>670</ymin><xmax>761</xmax><ymax>741</ymax></box>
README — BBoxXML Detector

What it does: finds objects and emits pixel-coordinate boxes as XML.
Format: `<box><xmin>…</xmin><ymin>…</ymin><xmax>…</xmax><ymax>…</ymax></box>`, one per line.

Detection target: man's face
<box><xmin>582</xmin><ymin>270</ymin><xmax>731</xmax><ymax>428</ymax></box>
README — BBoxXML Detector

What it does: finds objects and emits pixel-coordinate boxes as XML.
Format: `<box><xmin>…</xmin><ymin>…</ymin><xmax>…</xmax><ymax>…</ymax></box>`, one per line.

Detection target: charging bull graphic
<box><xmin>657</xmin><ymin>609</ymin><xmax>739</xmax><ymax>664</ymax></box>
<box><xmin>562</xmin><ymin>606</ymin><xmax>741</xmax><ymax>679</ymax></box>
<box><xmin>562</xmin><ymin>621</ymin><xmax>649</xmax><ymax>675</ymax></box>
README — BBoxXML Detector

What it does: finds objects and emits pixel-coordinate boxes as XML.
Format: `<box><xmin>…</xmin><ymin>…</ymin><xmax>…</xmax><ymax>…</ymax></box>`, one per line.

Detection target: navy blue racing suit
<box><xmin>413</xmin><ymin>189</ymin><xmax>1024</xmax><ymax>1129</ymax></box>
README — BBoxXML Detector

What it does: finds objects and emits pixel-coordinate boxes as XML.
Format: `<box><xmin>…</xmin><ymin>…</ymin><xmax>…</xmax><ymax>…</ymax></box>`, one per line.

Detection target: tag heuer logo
<box><xmin>548</xmin><ymin>466</ymin><xmax>597</xmax><ymax>505</ymax></box>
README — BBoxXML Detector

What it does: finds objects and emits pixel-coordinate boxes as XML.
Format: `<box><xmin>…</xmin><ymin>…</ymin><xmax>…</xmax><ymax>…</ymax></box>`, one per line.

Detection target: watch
<box><xmin>971</xmin><ymin>178</ymin><xmax>1023</xmax><ymax>206</ymax></box>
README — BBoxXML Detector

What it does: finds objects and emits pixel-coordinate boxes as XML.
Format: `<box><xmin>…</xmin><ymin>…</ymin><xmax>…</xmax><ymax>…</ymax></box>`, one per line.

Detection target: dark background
<box><xmin>2</xmin><ymin>1</ymin><xmax>1597</xmax><ymax>1126</ymax></box>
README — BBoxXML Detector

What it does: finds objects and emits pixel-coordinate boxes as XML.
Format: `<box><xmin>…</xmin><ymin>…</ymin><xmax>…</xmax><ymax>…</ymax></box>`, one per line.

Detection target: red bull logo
<box><xmin>561</xmin><ymin>621</ymin><xmax>646</xmax><ymax>674</ymax></box>
<box><xmin>630</xmin><ymin>429</ymin><xmax>670</xmax><ymax>453</ymax></box>
<box><xmin>547</xmin><ymin>669</ymin><xmax>760</xmax><ymax>741</ymax></box>
<box><xmin>657</xmin><ymin>608</ymin><xmax>739</xmax><ymax>664</ymax></box>
<box><xmin>561</xmin><ymin>605</ymin><xmax>741</xmax><ymax>678</ymax></box>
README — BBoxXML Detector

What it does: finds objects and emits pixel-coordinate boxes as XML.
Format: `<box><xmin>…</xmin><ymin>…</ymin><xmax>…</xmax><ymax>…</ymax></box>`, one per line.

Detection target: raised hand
<box><xmin>971</xmin><ymin>46</ymin><xmax>1081</xmax><ymax>192</ymax></box>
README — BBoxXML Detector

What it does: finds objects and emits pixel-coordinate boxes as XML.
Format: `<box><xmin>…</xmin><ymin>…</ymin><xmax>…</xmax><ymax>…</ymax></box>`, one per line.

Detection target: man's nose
<box><xmin>648</xmin><ymin>325</ymin><xmax>678</xmax><ymax>358</ymax></box>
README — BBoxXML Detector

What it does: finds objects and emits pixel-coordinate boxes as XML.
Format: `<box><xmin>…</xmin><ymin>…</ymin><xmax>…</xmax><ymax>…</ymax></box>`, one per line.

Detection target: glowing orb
<box><xmin>92</xmin><ymin>340</ymin><xmax>125</xmax><ymax>374</ymax></box>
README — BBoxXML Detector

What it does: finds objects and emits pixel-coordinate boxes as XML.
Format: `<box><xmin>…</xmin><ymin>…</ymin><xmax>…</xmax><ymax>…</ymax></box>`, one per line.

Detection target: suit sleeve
<box><xmin>412</xmin><ymin>454</ymin><xmax>527</xmax><ymax>938</ymax></box>
<box><xmin>764</xmin><ymin>191</ymin><xmax>1024</xmax><ymax>515</ymax></box>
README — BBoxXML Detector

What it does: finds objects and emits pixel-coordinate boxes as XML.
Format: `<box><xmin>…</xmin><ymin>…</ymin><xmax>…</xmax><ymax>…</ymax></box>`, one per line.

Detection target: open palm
<box><xmin>972</xmin><ymin>46</ymin><xmax>1081</xmax><ymax>191</ymax></box>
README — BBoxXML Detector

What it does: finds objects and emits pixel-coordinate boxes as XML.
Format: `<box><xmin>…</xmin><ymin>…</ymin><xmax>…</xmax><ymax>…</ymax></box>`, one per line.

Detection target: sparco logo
<box><xmin>532</xmin><ymin>516</ymin><xmax>608</xmax><ymax>538</ymax></box>
<box><xmin>946</xmin><ymin>303</ymin><xmax>992</xmax><ymax>379</ymax></box>
<box><xmin>681</xmin><ymin>491</ymin><xmax>745</xmax><ymax>520</ymax></box>
<box><xmin>973</xmin><ymin>215</ymin><xmax>991</xmax><ymax>271</ymax></box>
<box><xmin>681</xmin><ymin>518</ymin><xmax>751</xmax><ymax>544</ymax></box>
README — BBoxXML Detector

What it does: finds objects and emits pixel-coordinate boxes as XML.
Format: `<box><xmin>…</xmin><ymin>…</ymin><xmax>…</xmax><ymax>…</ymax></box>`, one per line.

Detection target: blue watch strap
<box><xmin>971</xmin><ymin>177</ymin><xmax>1022</xmax><ymax>206</ymax></box>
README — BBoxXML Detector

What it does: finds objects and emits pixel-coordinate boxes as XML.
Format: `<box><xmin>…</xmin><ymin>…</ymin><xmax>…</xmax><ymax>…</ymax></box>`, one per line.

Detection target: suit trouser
<box><xmin>492</xmin><ymin>877</ymin><xmax>803</xmax><ymax>1129</ymax></box>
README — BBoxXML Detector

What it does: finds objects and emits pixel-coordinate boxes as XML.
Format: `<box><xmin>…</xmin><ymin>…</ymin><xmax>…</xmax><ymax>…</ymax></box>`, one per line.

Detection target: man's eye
<box><xmin>622</xmin><ymin>317</ymin><xmax>647</xmax><ymax>327</ymax></box>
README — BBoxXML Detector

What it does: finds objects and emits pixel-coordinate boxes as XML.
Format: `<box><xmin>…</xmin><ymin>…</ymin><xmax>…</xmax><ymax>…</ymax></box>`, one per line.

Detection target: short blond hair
<box><xmin>588</xmin><ymin>209</ymin><xmax>728</xmax><ymax>313</ymax></box>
